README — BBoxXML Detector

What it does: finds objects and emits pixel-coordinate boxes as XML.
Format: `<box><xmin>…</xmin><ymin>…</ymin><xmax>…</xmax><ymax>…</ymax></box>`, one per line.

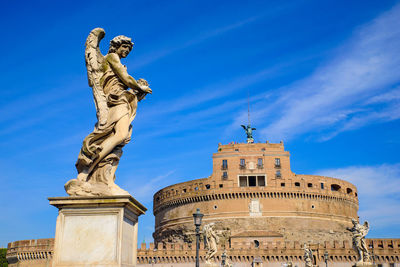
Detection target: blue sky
<box><xmin>1</xmin><ymin>0</ymin><xmax>399</xmax><ymax>247</ymax></box>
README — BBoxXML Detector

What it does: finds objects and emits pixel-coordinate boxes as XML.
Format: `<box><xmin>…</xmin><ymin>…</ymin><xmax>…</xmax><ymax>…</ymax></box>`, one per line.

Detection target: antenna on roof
<box><xmin>241</xmin><ymin>88</ymin><xmax>256</xmax><ymax>143</ymax></box>
<box><xmin>248</xmin><ymin>89</ymin><xmax>251</xmax><ymax>126</ymax></box>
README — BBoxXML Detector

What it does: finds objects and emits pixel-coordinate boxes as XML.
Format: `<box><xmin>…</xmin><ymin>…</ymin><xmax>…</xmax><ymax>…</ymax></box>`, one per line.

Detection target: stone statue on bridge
<box><xmin>303</xmin><ymin>243</ymin><xmax>314</xmax><ymax>267</ymax></box>
<box><xmin>204</xmin><ymin>223</ymin><xmax>219</xmax><ymax>266</ymax></box>
<box><xmin>65</xmin><ymin>28</ymin><xmax>152</xmax><ymax>196</ymax></box>
<box><xmin>347</xmin><ymin>219</ymin><xmax>373</xmax><ymax>266</ymax></box>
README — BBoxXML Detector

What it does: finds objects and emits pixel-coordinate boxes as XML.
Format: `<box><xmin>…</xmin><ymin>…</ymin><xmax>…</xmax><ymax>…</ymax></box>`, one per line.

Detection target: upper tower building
<box><xmin>153</xmin><ymin>141</ymin><xmax>358</xmax><ymax>245</ymax></box>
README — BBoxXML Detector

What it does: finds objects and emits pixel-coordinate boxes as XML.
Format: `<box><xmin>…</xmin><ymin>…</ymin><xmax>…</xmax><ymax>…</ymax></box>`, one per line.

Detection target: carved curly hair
<box><xmin>108</xmin><ymin>35</ymin><xmax>134</xmax><ymax>53</ymax></box>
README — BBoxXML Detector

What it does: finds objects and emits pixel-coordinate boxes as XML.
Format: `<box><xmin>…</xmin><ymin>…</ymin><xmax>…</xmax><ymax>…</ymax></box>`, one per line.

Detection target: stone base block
<box><xmin>205</xmin><ymin>262</ymin><xmax>220</xmax><ymax>267</ymax></box>
<box><xmin>49</xmin><ymin>195</ymin><xmax>146</xmax><ymax>267</ymax></box>
<box><xmin>352</xmin><ymin>262</ymin><xmax>376</xmax><ymax>267</ymax></box>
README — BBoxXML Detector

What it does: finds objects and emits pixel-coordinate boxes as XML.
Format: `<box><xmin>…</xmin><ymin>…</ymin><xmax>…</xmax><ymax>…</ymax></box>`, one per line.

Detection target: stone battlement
<box><xmin>7</xmin><ymin>238</ymin><xmax>400</xmax><ymax>266</ymax></box>
<box><xmin>217</xmin><ymin>141</ymin><xmax>285</xmax><ymax>152</ymax></box>
<box><xmin>6</xmin><ymin>238</ymin><xmax>53</xmax><ymax>266</ymax></box>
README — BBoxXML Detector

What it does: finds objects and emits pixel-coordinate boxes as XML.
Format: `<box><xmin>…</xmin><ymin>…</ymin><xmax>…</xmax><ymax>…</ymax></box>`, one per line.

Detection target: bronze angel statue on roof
<box><xmin>65</xmin><ymin>28</ymin><xmax>152</xmax><ymax>196</ymax></box>
<box><xmin>241</xmin><ymin>124</ymin><xmax>256</xmax><ymax>143</ymax></box>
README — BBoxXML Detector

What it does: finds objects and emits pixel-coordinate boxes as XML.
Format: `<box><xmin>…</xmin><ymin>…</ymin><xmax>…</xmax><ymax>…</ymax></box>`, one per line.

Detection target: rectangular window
<box><xmin>240</xmin><ymin>158</ymin><xmax>245</xmax><ymax>166</ymax></box>
<box><xmin>257</xmin><ymin>176</ymin><xmax>265</xmax><ymax>186</ymax></box>
<box><xmin>239</xmin><ymin>176</ymin><xmax>247</xmax><ymax>187</ymax></box>
<box><xmin>222</xmin><ymin>159</ymin><xmax>228</xmax><ymax>169</ymax></box>
<box><xmin>222</xmin><ymin>172</ymin><xmax>228</xmax><ymax>179</ymax></box>
<box><xmin>321</xmin><ymin>183</ymin><xmax>324</xmax><ymax>189</ymax></box>
<box><xmin>238</xmin><ymin>175</ymin><xmax>266</xmax><ymax>187</ymax></box>
<box><xmin>275</xmin><ymin>158</ymin><xmax>281</xmax><ymax>167</ymax></box>
<box><xmin>248</xmin><ymin>176</ymin><xmax>256</xmax><ymax>186</ymax></box>
<box><xmin>276</xmin><ymin>170</ymin><xmax>281</xmax><ymax>178</ymax></box>
<box><xmin>257</xmin><ymin>158</ymin><xmax>263</xmax><ymax>167</ymax></box>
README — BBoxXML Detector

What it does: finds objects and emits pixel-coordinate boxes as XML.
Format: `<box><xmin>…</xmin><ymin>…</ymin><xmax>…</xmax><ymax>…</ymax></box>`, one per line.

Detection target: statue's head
<box><xmin>351</xmin><ymin>218</ymin><xmax>357</xmax><ymax>225</ymax></box>
<box><xmin>108</xmin><ymin>35</ymin><xmax>134</xmax><ymax>58</ymax></box>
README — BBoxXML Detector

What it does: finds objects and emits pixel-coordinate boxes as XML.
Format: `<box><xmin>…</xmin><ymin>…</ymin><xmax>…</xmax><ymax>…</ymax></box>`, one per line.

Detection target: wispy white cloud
<box><xmin>233</xmin><ymin>3</ymin><xmax>400</xmax><ymax>141</ymax></box>
<box><xmin>129</xmin><ymin>5</ymin><xmax>292</xmax><ymax>70</ymax></box>
<box><xmin>124</xmin><ymin>170</ymin><xmax>176</xmax><ymax>203</ymax></box>
<box><xmin>143</xmin><ymin>62</ymin><xmax>290</xmax><ymax>122</ymax></box>
<box><xmin>0</xmin><ymin>80</ymin><xmax>85</xmax><ymax>124</ymax></box>
<box><xmin>365</xmin><ymin>86</ymin><xmax>400</xmax><ymax>104</ymax></box>
<box><xmin>316</xmin><ymin>164</ymin><xmax>400</xmax><ymax>234</ymax></box>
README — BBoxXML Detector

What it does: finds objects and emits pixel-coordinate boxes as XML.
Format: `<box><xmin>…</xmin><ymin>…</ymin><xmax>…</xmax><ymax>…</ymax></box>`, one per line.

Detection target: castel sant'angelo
<box><xmin>6</xmin><ymin>134</ymin><xmax>400</xmax><ymax>267</ymax></box>
<box><xmin>153</xmin><ymin>140</ymin><xmax>357</xmax><ymax>246</ymax></box>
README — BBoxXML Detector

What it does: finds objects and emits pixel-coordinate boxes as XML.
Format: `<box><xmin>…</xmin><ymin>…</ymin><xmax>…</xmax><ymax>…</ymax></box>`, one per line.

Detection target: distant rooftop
<box><xmin>217</xmin><ymin>141</ymin><xmax>285</xmax><ymax>152</ymax></box>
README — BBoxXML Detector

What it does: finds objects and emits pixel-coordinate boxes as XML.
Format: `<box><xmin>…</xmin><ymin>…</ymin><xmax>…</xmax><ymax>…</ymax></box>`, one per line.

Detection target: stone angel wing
<box><xmin>363</xmin><ymin>221</ymin><xmax>370</xmax><ymax>230</ymax></box>
<box><xmin>361</xmin><ymin>221</ymin><xmax>370</xmax><ymax>237</ymax></box>
<box><xmin>85</xmin><ymin>28</ymin><xmax>108</xmax><ymax>129</ymax></box>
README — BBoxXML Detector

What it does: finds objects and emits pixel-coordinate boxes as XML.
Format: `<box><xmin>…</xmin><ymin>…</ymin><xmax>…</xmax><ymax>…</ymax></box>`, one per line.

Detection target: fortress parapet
<box><xmin>7</xmin><ymin>238</ymin><xmax>400</xmax><ymax>267</ymax></box>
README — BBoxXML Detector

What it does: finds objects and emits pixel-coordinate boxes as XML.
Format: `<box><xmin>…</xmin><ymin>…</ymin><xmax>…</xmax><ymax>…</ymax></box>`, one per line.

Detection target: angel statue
<box><xmin>64</xmin><ymin>28</ymin><xmax>152</xmax><ymax>196</ymax></box>
<box><xmin>241</xmin><ymin>124</ymin><xmax>256</xmax><ymax>143</ymax></box>
<box><xmin>347</xmin><ymin>219</ymin><xmax>371</xmax><ymax>264</ymax></box>
<box><xmin>303</xmin><ymin>243</ymin><xmax>314</xmax><ymax>267</ymax></box>
<box><xmin>203</xmin><ymin>223</ymin><xmax>219</xmax><ymax>265</ymax></box>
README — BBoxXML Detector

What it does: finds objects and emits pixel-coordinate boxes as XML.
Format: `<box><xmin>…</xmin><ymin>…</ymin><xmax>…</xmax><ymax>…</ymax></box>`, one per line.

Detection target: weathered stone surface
<box><xmin>49</xmin><ymin>195</ymin><xmax>146</xmax><ymax>267</ymax></box>
<box><xmin>204</xmin><ymin>262</ymin><xmax>219</xmax><ymax>267</ymax></box>
<box><xmin>352</xmin><ymin>262</ymin><xmax>376</xmax><ymax>267</ymax></box>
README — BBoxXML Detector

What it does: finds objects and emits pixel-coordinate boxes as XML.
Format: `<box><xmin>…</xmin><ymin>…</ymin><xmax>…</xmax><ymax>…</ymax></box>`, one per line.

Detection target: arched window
<box><xmin>254</xmin><ymin>240</ymin><xmax>260</xmax><ymax>248</ymax></box>
<box><xmin>331</xmin><ymin>184</ymin><xmax>341</xmax><ymax>191</ymax></box>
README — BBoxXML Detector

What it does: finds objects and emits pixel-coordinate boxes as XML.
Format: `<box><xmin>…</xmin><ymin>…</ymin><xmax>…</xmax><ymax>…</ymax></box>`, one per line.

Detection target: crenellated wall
<box><xmin>7</xmin><ymin>238</ymin><xmax>400</xmax><ymax>267</ymax></box>
<box><xmin>6</xmin><ymin>238</ymin><xmax>53</xmax><ymax>267</ymax></box>
<box><xmin>136</xmin><ymin>238</ymin><xmax>400</xmax><ymax>266</ymax></box>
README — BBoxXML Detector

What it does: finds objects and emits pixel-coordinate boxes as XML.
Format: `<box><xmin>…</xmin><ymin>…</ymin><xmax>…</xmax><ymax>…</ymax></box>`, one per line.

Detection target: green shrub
<box><xmin>0</xmin><ymin>248</ymin><xmax>7</xmax><ymax>267</ymax></box>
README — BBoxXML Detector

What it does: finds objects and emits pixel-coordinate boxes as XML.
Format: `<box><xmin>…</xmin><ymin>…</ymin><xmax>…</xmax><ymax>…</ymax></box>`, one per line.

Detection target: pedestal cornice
<box><xmin>48</xmin><ymin>195</ymin><xmax>147</xmax><ymax>216</ymax></box>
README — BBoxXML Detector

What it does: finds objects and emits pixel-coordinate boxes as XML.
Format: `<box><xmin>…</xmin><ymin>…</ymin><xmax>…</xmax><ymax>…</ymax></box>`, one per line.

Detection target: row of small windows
<box><xmin>279</xmin><ymin>182</ymin><xmax>302</xmax><ymax>187</ymax></box>
<box><xmin>278</xmin><ymin>182</ymin><xmax>357</xmax><ymax>195</ymax></box>
<box><xmin>162</xmin><ymin>183</ymin><xmax>355</xmax><ymax>194</ymax></box>
<box><xmin>156</xmin><ymin>183</ymin><xmax>358</xmax><ymax>203</ymax></box>
<box><xmin>155</xmin><ymin>180</ymin><xmax>356</xmax><ymax>201</ymax></box>
<box><xmin>222</xmin><ymin>158</ymin><xmax>281</xmax><ymax>169</ymax></box>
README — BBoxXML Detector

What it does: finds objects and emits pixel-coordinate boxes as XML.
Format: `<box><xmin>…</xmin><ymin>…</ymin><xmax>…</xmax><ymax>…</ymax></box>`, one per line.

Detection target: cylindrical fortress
<box><xmin>153</xmin><ymin>142</ymin><xmax>358</xmax><ymax>245</ymax></box>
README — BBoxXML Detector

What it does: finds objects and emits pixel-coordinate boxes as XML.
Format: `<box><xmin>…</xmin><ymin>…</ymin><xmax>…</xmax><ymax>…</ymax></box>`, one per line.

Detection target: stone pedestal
<box><xmin>49</xmin><ymin>195</ymin><xmax>146</xmax><ymax>267</ymax></box>
<box><xmin>352</xmin><ymin>262</ymin><xmax>376</xmax><ymax>267</ymax></box>
<box><xmin>205</xmin><ymin>262</ymin><xmax>220</xmax><ymax>267</ymax></box>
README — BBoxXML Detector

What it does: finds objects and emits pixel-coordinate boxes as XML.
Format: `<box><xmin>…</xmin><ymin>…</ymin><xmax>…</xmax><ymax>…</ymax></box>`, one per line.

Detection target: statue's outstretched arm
<box><xmin>107</xmin><ymin>53</ymin><xmax>144</xmax><ymax>92</ymax></box>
